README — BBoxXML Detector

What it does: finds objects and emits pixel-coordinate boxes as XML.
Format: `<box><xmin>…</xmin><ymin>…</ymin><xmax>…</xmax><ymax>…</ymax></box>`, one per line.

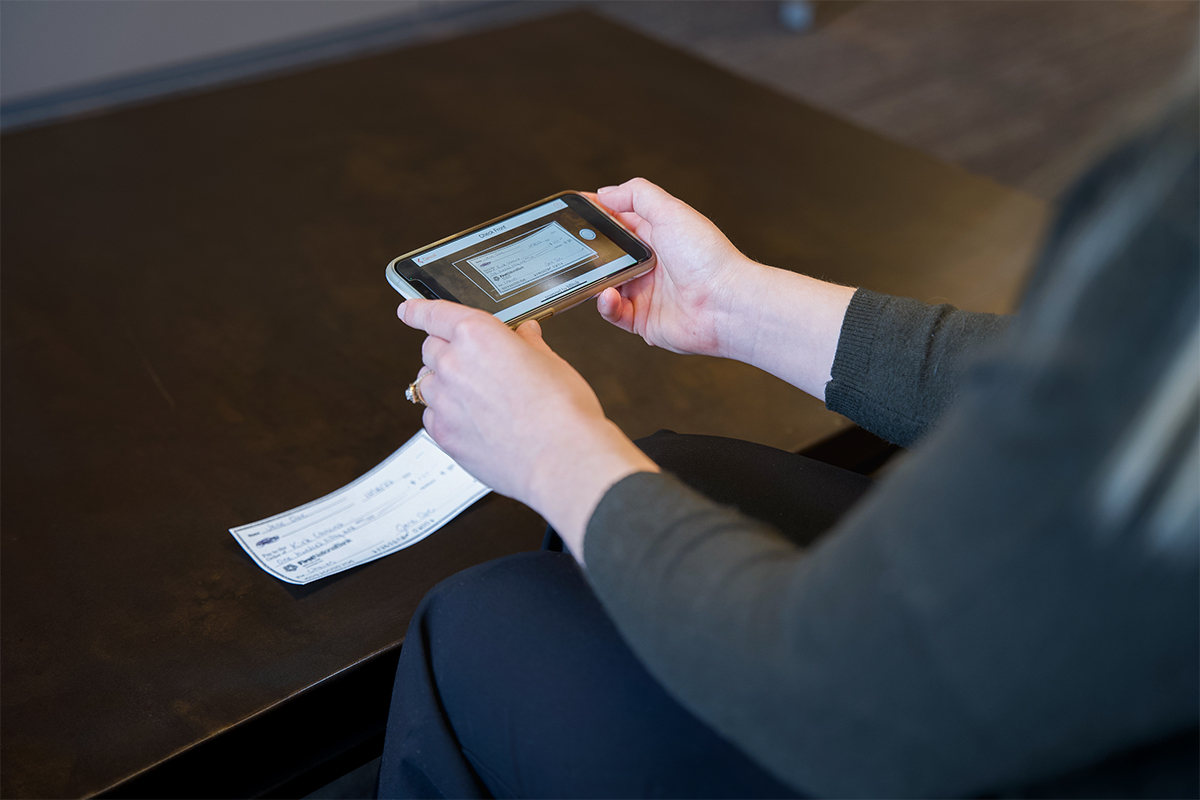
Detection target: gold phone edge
<box><xmin>503</xmin><ymin>260</ymin><xmax>654</xmax><ymax>328</ymax></box>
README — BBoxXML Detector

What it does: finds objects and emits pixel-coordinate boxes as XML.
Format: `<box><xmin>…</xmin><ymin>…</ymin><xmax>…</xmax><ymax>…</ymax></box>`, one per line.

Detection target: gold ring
<box><xmin>406</xmin><ymin>371</ymin><xmax>432</xmax><ymax>406</ymax></box>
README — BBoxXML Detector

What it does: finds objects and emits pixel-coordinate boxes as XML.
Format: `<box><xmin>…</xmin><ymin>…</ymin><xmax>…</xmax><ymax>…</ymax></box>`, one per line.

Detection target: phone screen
<box><xmin>390</xmin><ymin>194</ymin><xmax>651</xmax><ymax>323</ymax></box>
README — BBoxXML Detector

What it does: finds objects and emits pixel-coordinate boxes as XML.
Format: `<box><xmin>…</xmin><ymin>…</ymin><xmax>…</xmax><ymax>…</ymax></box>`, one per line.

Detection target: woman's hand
<box><xmin>592</xmin><ymin>177</ymin><xmax>763</xmax><ymax>361</ymax></box>
<box><xmin>398</xmin><ymin>299</ymin><xmax>658</xmax><ymax>559</ymax></box>
<box><xmin>594</xmin><ymin>178</ymin><xmax>857</xmax><ymax>401</ymax></box>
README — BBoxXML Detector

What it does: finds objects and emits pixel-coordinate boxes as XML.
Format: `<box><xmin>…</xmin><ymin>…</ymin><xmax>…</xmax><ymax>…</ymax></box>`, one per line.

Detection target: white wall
<box><xmin>0</xmin><ymin>0</ymin><xmax>440</xmax><ymax>104</ymax></box>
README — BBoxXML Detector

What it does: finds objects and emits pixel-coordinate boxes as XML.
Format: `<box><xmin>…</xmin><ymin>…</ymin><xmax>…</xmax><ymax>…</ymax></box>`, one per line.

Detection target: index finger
<box><xmin>397</xmin><ymin>298</ymin><xmax>494</xmax><ymax>340</ymax></box>
<box><xmin>595</xmin><ymin>177</ymin><xmax>676</xmax><ymax>221</ymax></box>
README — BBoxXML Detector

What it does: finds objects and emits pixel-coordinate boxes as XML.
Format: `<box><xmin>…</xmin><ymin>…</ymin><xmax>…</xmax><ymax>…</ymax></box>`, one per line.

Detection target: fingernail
<box><xmin>397</xmin><ymin>302</ymin><xmax>407</xmax><ymax>320</ymax></box>
<box><xmin>597</xmin><ymin>185</ymin><xmax>618</xmax><ymax>193</ymax></box>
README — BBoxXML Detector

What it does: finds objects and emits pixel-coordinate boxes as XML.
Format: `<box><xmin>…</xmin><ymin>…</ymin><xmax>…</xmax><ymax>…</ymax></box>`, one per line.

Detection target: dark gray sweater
<box><xmin>583</xmin><ymin>107</ymin><xmax>1199</xmax><ymax>797</ymax></box>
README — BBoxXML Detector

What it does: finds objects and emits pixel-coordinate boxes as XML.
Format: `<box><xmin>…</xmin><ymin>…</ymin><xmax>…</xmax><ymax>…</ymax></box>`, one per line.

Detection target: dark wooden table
<box><xmin>1</xmin><ymin>10</ymin><xmax>1048</xmax><ymax>798</ymax></box>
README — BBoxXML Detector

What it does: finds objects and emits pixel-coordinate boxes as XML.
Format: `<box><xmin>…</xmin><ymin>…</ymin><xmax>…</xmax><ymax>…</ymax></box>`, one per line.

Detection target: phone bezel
<box><xmin>385</xmin><ymin>191</ymin><xmax>654</xmax><ymax>326</ymax></box>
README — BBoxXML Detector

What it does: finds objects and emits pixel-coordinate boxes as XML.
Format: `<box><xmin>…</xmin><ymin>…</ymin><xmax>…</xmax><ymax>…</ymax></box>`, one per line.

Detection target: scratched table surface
<box><xmin>1</xmin><ymin>10</ymin><xmax>1048</xmax><ymax>798</ymax></box>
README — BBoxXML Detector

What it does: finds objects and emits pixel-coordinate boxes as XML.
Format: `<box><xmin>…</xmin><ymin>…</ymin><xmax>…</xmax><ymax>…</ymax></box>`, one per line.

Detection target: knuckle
<box><xmin>450</xmin><ymin>316</ymin><xmax>472</xmax><ymax>340</ymax></box>
<box><xmin>455</xmin><ymin>314</ymin><xmax>495</xmax><ymax>344</ymax></box>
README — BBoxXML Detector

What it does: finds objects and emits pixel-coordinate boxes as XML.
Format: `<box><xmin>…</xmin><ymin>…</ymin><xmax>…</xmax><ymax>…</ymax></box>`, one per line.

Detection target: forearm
<box><xmin>525</xmin><ymin>420</ymin><xmax>659</xmax><ymax>562</ymax></box>
<box><xmin>584</xmin><ymin>400</ymin><xmax>1197</xmax><ymax>796</ymax></box>
<box><xmin>714</xmin><ymin>262</ymin><xmax>856</xmax><ymax>401</ymax></box>
<box><xmin>711</xmin><ymin>264</ymin><xmax>1012</xmax><ymax>444</ymax></box>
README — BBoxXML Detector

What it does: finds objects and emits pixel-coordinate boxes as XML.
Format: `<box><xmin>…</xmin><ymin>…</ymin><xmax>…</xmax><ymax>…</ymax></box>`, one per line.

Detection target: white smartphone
<box><xmin>385</xmin><ymin>191</ymin><xmax>655</xmax><ymax>326</ymax></box>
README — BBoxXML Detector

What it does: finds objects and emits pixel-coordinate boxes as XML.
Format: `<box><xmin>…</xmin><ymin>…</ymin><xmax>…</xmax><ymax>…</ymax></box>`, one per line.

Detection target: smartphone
<box><xmin>385</xmin><ymin>192</ymin><xmax>655</xmax><ymax>326</ymax></box>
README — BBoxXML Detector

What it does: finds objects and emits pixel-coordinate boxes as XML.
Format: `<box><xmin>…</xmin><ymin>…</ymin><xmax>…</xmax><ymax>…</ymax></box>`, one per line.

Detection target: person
<box><xmin>377</xmin><ymin>94</ymin><xmax>1199</xmax><ymax>798</ymax></box>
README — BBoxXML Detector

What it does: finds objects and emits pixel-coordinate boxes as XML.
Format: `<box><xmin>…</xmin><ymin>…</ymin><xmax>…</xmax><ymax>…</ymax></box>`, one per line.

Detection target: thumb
<box><xmin>514</xmin><ymin>319</ymin><xmax>552</xmax><ymax>351</ymax></box>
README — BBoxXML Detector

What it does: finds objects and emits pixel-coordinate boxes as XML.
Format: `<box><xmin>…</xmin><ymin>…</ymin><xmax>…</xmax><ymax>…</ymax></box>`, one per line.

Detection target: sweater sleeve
<box><xmin>582</xmin><ymin>131</ymin><xmax>1200</xmax><ymax>795</ymax></box>
<box><xmin>824</xmin><ymin>289</ymin><xmax>1011</xmax><ymax>447</ymax></box>
<box><xmin>585</xmin><ymin>405</ymin><xmax>1197</xmax><ymax>797</ymax></box>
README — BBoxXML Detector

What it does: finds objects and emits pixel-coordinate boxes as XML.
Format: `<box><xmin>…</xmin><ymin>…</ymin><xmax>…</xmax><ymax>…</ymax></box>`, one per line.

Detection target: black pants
<box><xmin>378</xmin><ymin>431</ymin><xmax>873</xmax><ymax>799</ymax></box>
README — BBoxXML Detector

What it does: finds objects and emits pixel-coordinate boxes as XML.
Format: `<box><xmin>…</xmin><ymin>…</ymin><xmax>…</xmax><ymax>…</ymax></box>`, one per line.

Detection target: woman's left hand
<box><xmin>398</xmin><ymin>300</ymin><xmax>658</xmax><ymax>559</ymax></box>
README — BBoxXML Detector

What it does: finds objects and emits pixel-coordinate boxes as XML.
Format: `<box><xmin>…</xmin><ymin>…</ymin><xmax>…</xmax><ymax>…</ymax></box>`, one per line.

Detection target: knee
<box><xmin>634</xmin><ymin>429</ymin><xmax>736</xmax><ymax>485</ymax></box>
<box><xmin>419</xmin><ymin>550</ymin><xmax>580</xmax><ymax>612</ymax></box>
<box><xmin>408</xmin><ymin>551</ymin><xmax>588</xmax><ymax>664</ymax></box>
<box><xmin>634</xmin><ymin>428</ymin><xmax>684</xmax><ymax>464</ymax></box>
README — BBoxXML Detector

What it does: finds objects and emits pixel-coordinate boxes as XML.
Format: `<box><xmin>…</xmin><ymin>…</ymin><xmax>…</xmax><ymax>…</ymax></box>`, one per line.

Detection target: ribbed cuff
<box><xmin>825</xmin><ymin>288</ymin><xmax>887</xmax><ymax>419</ymax></box>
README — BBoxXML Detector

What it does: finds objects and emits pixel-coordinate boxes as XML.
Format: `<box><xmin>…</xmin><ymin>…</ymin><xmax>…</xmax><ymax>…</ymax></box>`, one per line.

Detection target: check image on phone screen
<box><xmin>464</xmin><ymin>221</ymin><xmax>596</xmax><ymax>298</ymax></box>
<box><xmin>406</xmin><ymin>198</ymin><xmax>637</xmax><ymax>323</ymax></box>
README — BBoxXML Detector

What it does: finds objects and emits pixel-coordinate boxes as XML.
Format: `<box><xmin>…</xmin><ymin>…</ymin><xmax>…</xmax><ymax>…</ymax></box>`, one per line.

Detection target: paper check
<box><xmin>231</xmin><ymin>429</ymin><xmax>490</xmax><ymax>585</ymax></box>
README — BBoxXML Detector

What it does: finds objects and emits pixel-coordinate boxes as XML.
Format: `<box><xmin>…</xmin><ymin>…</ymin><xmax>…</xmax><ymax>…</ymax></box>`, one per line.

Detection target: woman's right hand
<box><xmin>592</xmin><ymin>178</ymin><xmax>761</xmax><ymax>360</ymax></box>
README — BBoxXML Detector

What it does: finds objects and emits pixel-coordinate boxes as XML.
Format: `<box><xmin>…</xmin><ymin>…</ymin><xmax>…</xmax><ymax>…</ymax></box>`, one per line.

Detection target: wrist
<box><xmin>525</xmin><ymin>419</ymin><xmax>659</xmax><ymax>562</ymax></box>
<box><xmin>710</xmin><ymin>262</ymin><xmax>856</xmax><ymax>399</ymax></box>
<box><xmin>708</xmin><ymin>257</ymin><xmax>776</xmax><ymax>363</ymax></box>
<box><xmin>745</xmin><ymin>271</ymin><xmax>856</xmax><ymax>399</ymax></box>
